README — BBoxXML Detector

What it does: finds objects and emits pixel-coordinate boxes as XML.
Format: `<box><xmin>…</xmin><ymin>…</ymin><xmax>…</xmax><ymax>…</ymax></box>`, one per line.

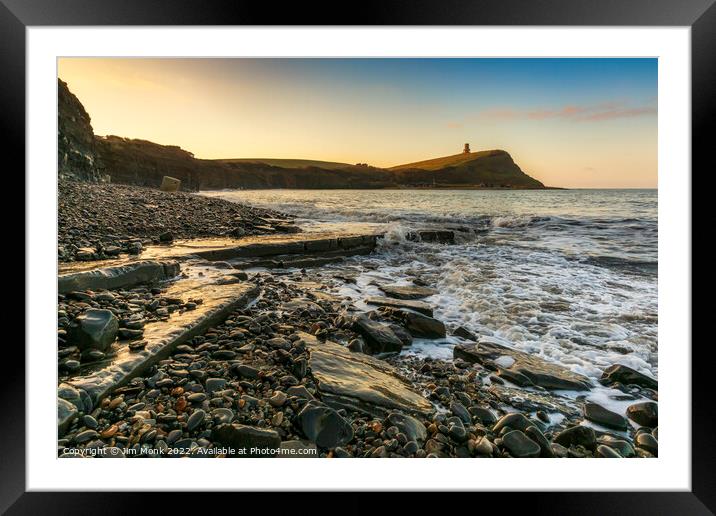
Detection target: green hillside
<box><xmin>218</xmin><ymin>158</ymin><xmax>356</xmax><ymax>170</ymax></box>
<box><xmin>389</xmin><ymin>150</ymin><xmax>507</xmax><ymax>171</ymax></box>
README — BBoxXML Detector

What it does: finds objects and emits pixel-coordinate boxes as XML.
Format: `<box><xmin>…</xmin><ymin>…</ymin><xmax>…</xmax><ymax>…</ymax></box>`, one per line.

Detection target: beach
<box><xmin>56</xmin><ymin>182</ymin><xmax>658</xmax><ymax>459</ymax></box>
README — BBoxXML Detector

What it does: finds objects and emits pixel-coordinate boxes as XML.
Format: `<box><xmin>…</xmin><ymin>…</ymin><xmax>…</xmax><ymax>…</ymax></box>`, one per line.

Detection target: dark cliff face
<box><xmin>58</xmin><ymin>78</ymin><xmax>545</xmax><ymax>190</ymax></box>
<box><xmin>58</xmin><ymin>79</ymin><xmax>103</xmax><ymax>182</ymax></box>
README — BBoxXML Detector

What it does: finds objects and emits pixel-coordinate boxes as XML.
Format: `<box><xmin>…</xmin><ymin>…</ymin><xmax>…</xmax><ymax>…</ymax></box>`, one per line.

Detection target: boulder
<box><xmin>454</xmin><ymin>340</ymin><xmax>591</xmax><ymax>391</ymax></box>
<box><xmin>626</xmin><ymin>401</ymin><xmax>658</xmax><ymax>428</ymax></box>
<box><xmin>297</xmin><ymin>401</ymin><xmax>354</xmax><ymax>449</ymax></box>
<box><xmin>583</xmin><ymin>402</ymin><xmax>628</xmax><ymax>430</ymax></box>
<box><xmin>364</xmin><ymin>296</ymin><xmax>434</xmax><ymax>317</ymax></box>
<box><xmin>502</xmin><ymin>430</ymin><xmax>541</xmax><ymax>458</ymax></box>
<box><xmin>399</xmin><ymin>310</ymin><xmax>446</xmax><ymax>339</ymax></box>
<box><xmin>553</xmin><ymin>425</ymin><xmax>597</xmax><ymax>451</ymax></box>
<box><xmin>351</xmin><ymin>315</ymin><xmax>403</xmax><ymax>354</ymax></box>
<box><xmin>385</xmin><ymin>412</ymin><xmax>428</xmax><ymax>443</ymax></box>
<box><xmin>211</xmin><ymin>424</ymin><xmax>281</xmax><ymax>457</ymax></box>
<box><xmin>378</xmin><ymin>285</ymin><xmax>438</xmax><ymax>300</ymax></box>
<box><xmin>301</xmin><ymin>332</ymin><xmax>432</xmax><ymax>417</ymax></box>
<box><xmin>66</xmin><ymin>309</ymin><xmax>118</xmax><ymax>352</ymax></box>
<box><xmin>600</xmin><ymin>364</ymin><xmax>657</xmax><ymax>390</ymax></box>
<box><xmin>160</xmin><ymin>175</ymin><xmax>181</xmax><ymax>192</ymax></box>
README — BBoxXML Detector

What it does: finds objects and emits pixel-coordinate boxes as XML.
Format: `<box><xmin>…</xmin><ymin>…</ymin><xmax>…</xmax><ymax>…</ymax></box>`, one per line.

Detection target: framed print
<box><xmin>4</xmin><ymin>0</ymin><xmax>714</xmax><ymax>512</ymax></box>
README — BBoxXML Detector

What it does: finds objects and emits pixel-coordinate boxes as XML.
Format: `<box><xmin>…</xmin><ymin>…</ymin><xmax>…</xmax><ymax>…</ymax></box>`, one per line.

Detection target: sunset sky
<box><xmin>58</xmin><ymin>58</ymin><xmax>657</xmax><ymax>188</ymax></box>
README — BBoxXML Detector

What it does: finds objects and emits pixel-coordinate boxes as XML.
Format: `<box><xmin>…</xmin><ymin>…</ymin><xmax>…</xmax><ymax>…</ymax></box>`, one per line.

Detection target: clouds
<box><xmin>451</xmin><ymin>100</ymin><xmax>657</xmax><ymax>126</ymax></box>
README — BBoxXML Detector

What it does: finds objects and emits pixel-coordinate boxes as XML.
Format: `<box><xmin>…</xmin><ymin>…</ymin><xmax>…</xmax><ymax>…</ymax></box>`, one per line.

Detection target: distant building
<box><xmin>463</xmin><ymin>143</ymin><xmax>471</xmax><ymax>154</ymax></box>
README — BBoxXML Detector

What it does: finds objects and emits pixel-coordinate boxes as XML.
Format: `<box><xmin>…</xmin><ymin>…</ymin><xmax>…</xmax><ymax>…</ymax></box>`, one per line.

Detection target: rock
<box><xmin>502</xmin><ymin>430</ymin><xmax>541</xmax><ymax>458</ymax></box>
<box><xmin>301</xmin><ymin>332</ymin><xmax>432</xmax><ymax>417</ymax></box>
<box><xmin>286</xmin><ymin>385</ymin><xmax>315</xmax><ymax>400</ymax></box>
<box><xmin>454</xmin><ymin>340</ymin><xmax>591</xmax><ymax>391</ymax></box>
<box><xmin>493</xmin><ymin>412</ymin><xmax>534</xmax><ymax>433</ymax></box>
<box><xmin>297</xmin><ymin>401</ymin><xmax>354</xmax><ymax>449</ymax></box>
<box><xmin>232</xmin><ymin>364</ymin><xmax>260</xmax><ymax>379</ymax></box>
<box><xmin>596</xmin><ymin>444</ymin><xmax>622</xmax><ymax>458</ymax></box>
<box><xmin>400</xmin><ymin>310</ymin><xmax>446</xmax><ymax>339</ymax></box>
<box><xmin>452</xmin><ymin>326</ymin><xmax>478</xmax><ymax>341</ymax></box>
<box><xmin>82</xmin><ymin>415</ymin><xmax>98</xmax><ymax>429</ymax></box>
<box><xmin>379</xmin><ymin>285</ymin><xmax>438</xmax><ymax>300</ymax></box>
<box><xmin>469</xmin><ymin>406</ymin><xmax>497</xmax><ymax>426</ymax></box>
<box><xmin>364</xmin><ymin>296</ymin><xmax>434</xmax><ymax>317</ymax></box>
<box><xmin>475</xmin><ymin>437</ymin><xmax>493</xmax><ymax>456</ymax></box>
<box><xmin>583</xmin><ymin>402</ymin><xmax>628</xmax><ymax>430</ymax></box>
<box><xmin>626</xmin><ymin>401</ymin><xmax>658</xmax><ymax>428</ymax></box>
<box><xmin>269</xmin><ymin>391</ymin><xmax>287</xmax><ymax>407</ymax></box>
<box><xmin>385</xmin><ymin>412</ymin><xmax>428</xmax><ymax>443</ymax></box>
<box><xmin>205</xmin><ymin>378</ymin><xmax>226</xmax><ymax>394</ymax></box>
<box><xmin>450</xmin><ymin>401</ymin><xmax>471</xmax><ymax>424</ymax></box>
<box><xmin>160</xmin><ymin>175</ymin><xmax>181</xmax><ymax>192</ymax></box>
<box><xmin>347</xmin><ymin>339</ymin><xmax>364</xmax><ymax>353</ymax></box>
<box><xmin>388</xmin><ymin>324</ymin><xmax>413</xmax><ymax>347</ymax></box>
<box><xmin>211</xmin><ymin>424</ymin><xmax>281</xmax><ymax>457</ymax></box>
<box><xmin>553</xmin><ymin>425</ymin><xmax>597</xmax><ymax>451</ymax></box>
<box><xmin>600</xmin><ymin>364</ymin><xmax>657</xmax><ymax>390</ymax></box>
<box><xmin>351</xmin><ymin>315</ymin><xmax>404</xmax><ymax>354</ymax></box>
<box><xmin>211</xmin><ymin>408</ymin><xmax>235</xmax><ymax>425</ymax></box>
<box><xmin>66</xmin><ymin>309</ymin><xmax>118</xmax><ymax>352</ymax></box>
<box><xmin>635</xmin><ymin>432</ymin><xmax>658</xmax><ymax>455</ymax></box>
<box><xmin>525</xmin><ymin>425</ymin><xmax>554</xmax><ymax>458</ymax></box>
<box><xmin>159</xmin><ymin>231</ymin><xmax>173</xmax><ymax>242</ymax></box>
<box><xmin>597</xmin><ymin>435</ymin><xmax>636</xmax><ymax>458</ymax></box>
<box><xmin>186</xmin><ymin>409</ymin><xmax>206</xmax><ymax>431</ymax></box>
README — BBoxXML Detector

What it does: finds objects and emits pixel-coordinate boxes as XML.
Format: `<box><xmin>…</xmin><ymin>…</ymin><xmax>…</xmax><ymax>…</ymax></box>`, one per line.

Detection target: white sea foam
<box><xmin>203</xmin><ymin>188</ymin><xmax>658</xmax><ymax>385</ymax></box>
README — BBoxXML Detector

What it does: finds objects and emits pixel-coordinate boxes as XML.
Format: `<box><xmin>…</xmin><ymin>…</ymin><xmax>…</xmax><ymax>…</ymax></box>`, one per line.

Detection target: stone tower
<box><xmin>463</xmin><ymin>143</ymin><xmax>471</xmax><ymax>154</ymax></box>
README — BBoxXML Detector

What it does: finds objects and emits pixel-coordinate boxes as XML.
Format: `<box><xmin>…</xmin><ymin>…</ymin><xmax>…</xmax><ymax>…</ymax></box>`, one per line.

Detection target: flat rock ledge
<box><xmin>300</xmin><ymin>332</ymin><xmax>433</xmax><ymax>418</ymax></box>
<box><xmin>59</xmin><ymin>260</ymin><xmax>180</xmax><ymax>295</ymax></box>
<box><xmin>454</xmin><ymin>340</ymin><xmax>592</xmax><ymax>391</ymax></box>
<box><xmin>57</xmin><ymin>280</ymin><xmax>259</xmax><ymax>436</ymax></box>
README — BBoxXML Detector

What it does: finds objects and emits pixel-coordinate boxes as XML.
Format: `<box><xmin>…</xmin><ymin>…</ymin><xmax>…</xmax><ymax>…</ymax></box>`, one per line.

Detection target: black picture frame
<box><xmin>4</xmin><ymin>0</ymin><xmax>712</xmax><ymax>513</ymax></box>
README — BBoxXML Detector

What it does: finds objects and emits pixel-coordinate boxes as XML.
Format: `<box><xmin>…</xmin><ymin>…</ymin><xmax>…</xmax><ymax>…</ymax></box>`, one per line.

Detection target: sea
<box><xmin>202</xmin><ymin>188</ymin><xmax>658</xmax><ymax>411</ymax></box>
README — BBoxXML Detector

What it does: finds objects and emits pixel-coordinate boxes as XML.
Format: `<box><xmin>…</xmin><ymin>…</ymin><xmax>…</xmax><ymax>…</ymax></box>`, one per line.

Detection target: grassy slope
<box><xmin>218</xmin><ymin>158</ymin><xmax>356</xmax><ymax>170</ymax></box>
<box><xmin>388</xmin><ymin>150</ymin><xmax>507</xmax><ymax>171</ymax></box>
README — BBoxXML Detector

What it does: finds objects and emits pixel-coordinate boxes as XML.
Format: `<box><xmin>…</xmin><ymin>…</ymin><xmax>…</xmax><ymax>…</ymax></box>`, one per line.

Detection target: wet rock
<box><xmin>493</xmin><ymin>412</ymin><xmax>534</xmax><ymax>433</ymax></box>
<box><xmin>286</xmin><ymin>385</ymin><xmax>315</xmax><ymax>400</ymax></box>
<box><xmin>449</xmin><ymin>401</ymin><xmax>471</xmax><ymax>424</ymax></box>
<box><xmin>583</xmin><ymin>402</ymin><xmax>628</xmax><ymax>430</ymax></box>
<box><xmin>385</xmin><ymin>412</ymin><xmax>427</xmax><ymax>443</ymax></box>
<box><xmin>635</xmin><ymin>432</ymin><xmax>658</xmax><ymax>456</ymax></box>
<box><xmin>364</xmin><ymin>296</ymin><xmax>434</xmax><ymax>317</ymax></box>
<box><xmin>525</xmin><ymin>425</ymin><xmax>554</xmax><ymax>458</ymax></box>
<box><xmin>452</xmin><ymin>326</ymin><xmax>478</xmax><ymax>341</ymax></box>
<box><xmin>469</xmin><ymin>406</ymin><xmax>497</xmax><ymax>426</ymax></box>
<box><xmin>379</xmin><ymin>285</ymin><xmax>438</xmax><ymax>300</ymax></box>
<box><xmin>502</xmin><ymin>430</ymin><xmax>541</xmax><ymax>458</ymax></box>
<box><xmin>351</xmin><ymin>315</ymin><xmax>403</xmax><ymax>354</ymax></box>
<box><xmin>297</xmin><ymin>401</ymin><xmax>354</xmax><ymax>449</ymax></box>
<box><xmin>553</xmin><ymin>425</ymin><xmax>597</xmax><ymax>451</ymax></box>
<box><xmin>399</xmin><ymin>310</ymin><xmax>446</xmax><ymax>339</ymax></box>
<box><xmin>626</xmin><ymin>401</ymin><xmax>658</xmax><ymax>428</ymax></box>
<box><xmin>66</xmin><ymin>309</ymin><xmax>118</xmax><ymax>352</ymax></box>
<box><xmin>302</xmin><ymin>332</ymin><xmax>432</xmax><ymax>417</ymax></box>
<box><xmin>600</xmin><ymin>364</ymin><xmax>657</xmax><ymax>390</ymax></box>
<box><xmin>596</xmin><ymin>444</ymin><xmax>622</xmax><ymax>458</ymax></box>
<box><xmin>454</xmin><ymin>340</ymin><xmax>591</xmax><ymax>391</ymax></box>
<box><xmin>211</xmin><ymin>424</ymin><xmax>281</xmax><ymax>457</ymax></box>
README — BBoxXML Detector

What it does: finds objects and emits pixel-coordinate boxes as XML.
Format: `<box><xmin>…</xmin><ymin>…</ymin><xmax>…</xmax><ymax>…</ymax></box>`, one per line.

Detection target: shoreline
<box><xmin>57</xmin><ymin>182</ymin><xmax>658</xmax><ymax>459</ymax></box>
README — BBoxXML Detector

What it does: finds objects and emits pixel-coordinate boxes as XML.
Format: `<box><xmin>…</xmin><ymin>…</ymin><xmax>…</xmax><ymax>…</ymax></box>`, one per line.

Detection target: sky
<box><xmin>58</xmin><ymin>58</ymin><xmax>657</xmax><ymax>188</ymax></box>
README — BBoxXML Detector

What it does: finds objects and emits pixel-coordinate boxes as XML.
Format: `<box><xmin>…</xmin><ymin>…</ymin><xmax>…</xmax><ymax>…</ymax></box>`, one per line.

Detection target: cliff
<box><xmin>58</xmin><ymin>79</ymin><xmax>103</xmax><ymax>182</ymax></box>
<box><xmin>58</xmin><ymin>78</ymin><xmax>545</xmax><ymax>190</ymax></box>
